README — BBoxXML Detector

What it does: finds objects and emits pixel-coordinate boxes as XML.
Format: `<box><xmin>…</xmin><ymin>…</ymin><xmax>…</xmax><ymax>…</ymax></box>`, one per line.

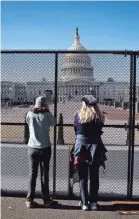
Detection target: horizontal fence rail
<box><xmin>1</xmin><ymin>122</ymin><xmax>139</xmax><ymax>128</ymax></box>
<box><xmin>1</xmin><ymin>50</ymin><xmax>139</xmax><ymax>54</ymax></box>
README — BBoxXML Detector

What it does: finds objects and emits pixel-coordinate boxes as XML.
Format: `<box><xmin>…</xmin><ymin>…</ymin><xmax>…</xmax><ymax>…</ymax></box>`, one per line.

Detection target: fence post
<box><xmin>57</xmin><ymin>113</ymin><xmax>64</xmax><ymax>145</ymax></box>
<box><xmin>136</xmin><ymin>102</ymin><xmax>139</xmax><ymax>113</ymax></box>
<box><xmin>68</xmin><ymin>147</ymin><xmax>73</xmax><ymax>198</ymax></box>
<box><xmin>24</xmin><ymin>113</ymin><xmax>29</xmax><ymax>144</ymax></box>
<box><xmin>126</xmin><ymin>118</ymin><xmax>130</xmax><ymax>146</ymax></box>
<box><xmin>127</xmin><ymin>53</ymin><xmax>134</xmax><ymax>200</ymax></box>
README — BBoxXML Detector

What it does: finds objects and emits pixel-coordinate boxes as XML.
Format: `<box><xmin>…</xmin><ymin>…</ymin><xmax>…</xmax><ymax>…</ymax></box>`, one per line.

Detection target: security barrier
<box><xmin>1</xmin><ymin>50</ymin><xmax>139</xmax><ymax>200</ymax></box>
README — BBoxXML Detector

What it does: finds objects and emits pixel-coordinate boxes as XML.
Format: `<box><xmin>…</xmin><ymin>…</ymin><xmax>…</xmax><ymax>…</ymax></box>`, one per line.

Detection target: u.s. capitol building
<box><xmin>1</xmin><ymin>28</ymin><xmax>139</xmax><ymax>111</ymax></box>
<box><xmin>26</xmin><ymin>28</ymin><xmax>101</xmax><ymax>103</ymax></box>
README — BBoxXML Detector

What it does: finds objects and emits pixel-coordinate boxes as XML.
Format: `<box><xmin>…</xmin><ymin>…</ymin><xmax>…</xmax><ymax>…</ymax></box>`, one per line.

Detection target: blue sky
<box><xmin>2</xmin><ymin>1</ymin><xmax>139</xmax><ymax>50</ymax></box>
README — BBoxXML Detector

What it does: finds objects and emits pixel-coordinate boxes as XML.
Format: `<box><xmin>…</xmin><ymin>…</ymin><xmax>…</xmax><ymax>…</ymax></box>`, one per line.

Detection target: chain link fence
<box><xmin>133</xmin><ymin>55</ymin><xmax>139</xmax><ymax>198</ymax></box>
<box><xmin>1</xmin><ymin>50</ymin><xmax>139</xmax><ymax>200</ymax></box>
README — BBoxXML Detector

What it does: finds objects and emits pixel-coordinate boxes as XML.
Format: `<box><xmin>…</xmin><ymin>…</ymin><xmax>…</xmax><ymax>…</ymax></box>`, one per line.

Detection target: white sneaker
<box><xmin>90</xmin><ymin>202</ymin><xmax>97</xmax><ymax>211</ymax></box>
<box><xmin>79</xmin><ymin>201</ymin><xmax>88</xmax><ymax>211</ymax></box>
<box><xmin>25</xmin><ymin>201</ymin><xmax>39</xmax><ymax>208</ymax></box>
<box><xmin>82</xmin><ymin>205</ymin><xmax>88</xmax><ymax>211</ymax></box>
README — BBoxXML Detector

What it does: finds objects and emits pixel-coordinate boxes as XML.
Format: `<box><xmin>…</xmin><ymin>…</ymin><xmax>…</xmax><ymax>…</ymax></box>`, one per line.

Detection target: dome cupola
<box><xmin>68</xmin><ymin>27</ymin><xmax>87</xmax><ymax>51</ymax></box>
<box><xmin>60</xmin><ymin>28</ymin><xmax>94</xmax><ymax>82</ymax></box>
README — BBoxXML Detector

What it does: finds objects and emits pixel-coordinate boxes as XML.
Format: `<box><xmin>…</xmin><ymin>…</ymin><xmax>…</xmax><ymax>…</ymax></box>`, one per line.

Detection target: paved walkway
<box><xmin>101</xmin><ymin>105</ymin><xmax>139</xmax><ymax>121</ymax></box>
<box><xmin>1</xmin><ymin>197</ymin><xmax>139</xmax><ymax>219</ymax></box>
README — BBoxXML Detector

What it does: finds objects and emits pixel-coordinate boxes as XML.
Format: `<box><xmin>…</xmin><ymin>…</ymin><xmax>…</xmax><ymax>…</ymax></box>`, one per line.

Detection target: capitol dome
<box><xmin>60</xmin><ymin>28</ymin><xmax>94</xmax><ymax>82</ymax></box>
<box><xmin>68</xmin><ymin>27</ymin><xmax>87</xmax><ymax>51</ymax></box>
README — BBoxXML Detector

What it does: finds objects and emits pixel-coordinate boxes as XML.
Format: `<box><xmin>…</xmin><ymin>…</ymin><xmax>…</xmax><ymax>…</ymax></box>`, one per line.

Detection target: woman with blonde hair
<box><xmin>73</xmin><ymin>95</ymin><xmax>107</xmax><ymax>211</ymax></box>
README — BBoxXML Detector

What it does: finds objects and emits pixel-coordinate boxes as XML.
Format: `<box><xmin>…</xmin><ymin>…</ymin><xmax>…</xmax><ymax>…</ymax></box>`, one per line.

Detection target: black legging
<box><xmin>27</xmin><ymin>147</ymin><xmax>51</xmax><ymax>203</ymax></box>
<box><xmin>78</xmin><ymin>161</ymin><xmax>99</xmax><ymax>205</ymax></box>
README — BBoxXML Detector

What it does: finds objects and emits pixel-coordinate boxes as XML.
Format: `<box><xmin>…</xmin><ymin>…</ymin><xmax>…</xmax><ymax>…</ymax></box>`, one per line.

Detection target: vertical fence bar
<box><xmin>53</xmin><ymin>52</ymin><xmax>58</xmax><ymax>197</ymax></box>
<box><xmin>129</xmin><ymin>53</ymin><xmax>136</xmax><ymax>198</ymax></box>
<box><xmin>127</xmin><ymin>53</ymin><xmax>133</xmax><ymax>199</ymax></box>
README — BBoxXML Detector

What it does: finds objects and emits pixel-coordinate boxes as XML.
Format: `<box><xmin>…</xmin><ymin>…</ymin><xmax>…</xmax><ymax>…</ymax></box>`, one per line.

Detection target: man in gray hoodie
<box><xmin>26</xmin><ymin>96</ymin><xmax>56</xmax><ymax>208</ymax></box>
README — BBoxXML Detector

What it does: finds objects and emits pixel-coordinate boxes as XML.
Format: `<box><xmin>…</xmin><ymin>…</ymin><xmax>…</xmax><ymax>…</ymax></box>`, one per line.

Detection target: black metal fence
<box><xmin>1</xmin><ymin>50</ymin><xmax>139</xmax><ymax>200</ymax></box>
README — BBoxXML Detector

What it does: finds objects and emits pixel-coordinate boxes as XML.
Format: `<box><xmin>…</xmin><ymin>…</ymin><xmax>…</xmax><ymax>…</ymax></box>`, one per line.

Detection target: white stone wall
<box><xmin>1</xmin><ymin>81</ymin><xmax>15</xmax><ymax>101</ymax></box>
<box><xmin>99</xmin><ymin>81</ymin><xmax>129</xmax><ymax>102</ymax></box>
<box><xmin>1</xmin><ymin>81</ymin><xmax>26</xmax><ymax>103</ymax></box>
<box><xmin>14</xmin><ymin>83</ymin><xmax>26</xmax><ymax>102</ymax></box>
<box><xmin>60</xmin><ymin>54</ymin><xmax>94</xmax><ymax>82</ymax></box>
<box><xmin>2</xmin><ymin>80</ymin><xmax>138</xmax><ymax>105</ymax></box>
<box><xmin>26</xmin><ymin>82</ymin><xmax>54</xmax><ymax>102</ymax></box>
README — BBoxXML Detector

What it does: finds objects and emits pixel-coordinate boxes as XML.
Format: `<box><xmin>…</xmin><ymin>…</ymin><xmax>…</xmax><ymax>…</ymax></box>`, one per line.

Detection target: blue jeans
<box><xmin>27</xmin><ymin>147</ymin><xmax>51</xmax><ymax>203</ymax></box>
<box><xmin>75</xmin><ymin>135</ymin><xmax>100</xmax><ymax>205</ymax></box>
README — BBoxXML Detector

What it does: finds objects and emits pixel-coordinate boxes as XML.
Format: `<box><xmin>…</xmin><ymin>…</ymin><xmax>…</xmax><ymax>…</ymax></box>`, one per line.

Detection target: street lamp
<box><xmin>89</xmin><ymin>87</ymin><xmax>92</xmax><ymax>94</ymax></box>
<box><xmin>33</xmin><ymin>91</ymin><xmax>36</xmax><ymax>105</ymax></box>
<box><xmin>104</xmin><ymin>91</ymin><xmax>106</xmax><ymax>99</ymax></box>
<box><xmin>75</xmin><ymin>89</ymin><xmax>78</xmax><ymax>95</ymax></box>
<box><xmin>9</xmin><ymin>87</ymin><xmax>12</xmax><ymax>109</ymax></box>
<box><xmin>24</xmin><ymin>97</ymin><xmax>27</xmax><ymax>106</ymax></box>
